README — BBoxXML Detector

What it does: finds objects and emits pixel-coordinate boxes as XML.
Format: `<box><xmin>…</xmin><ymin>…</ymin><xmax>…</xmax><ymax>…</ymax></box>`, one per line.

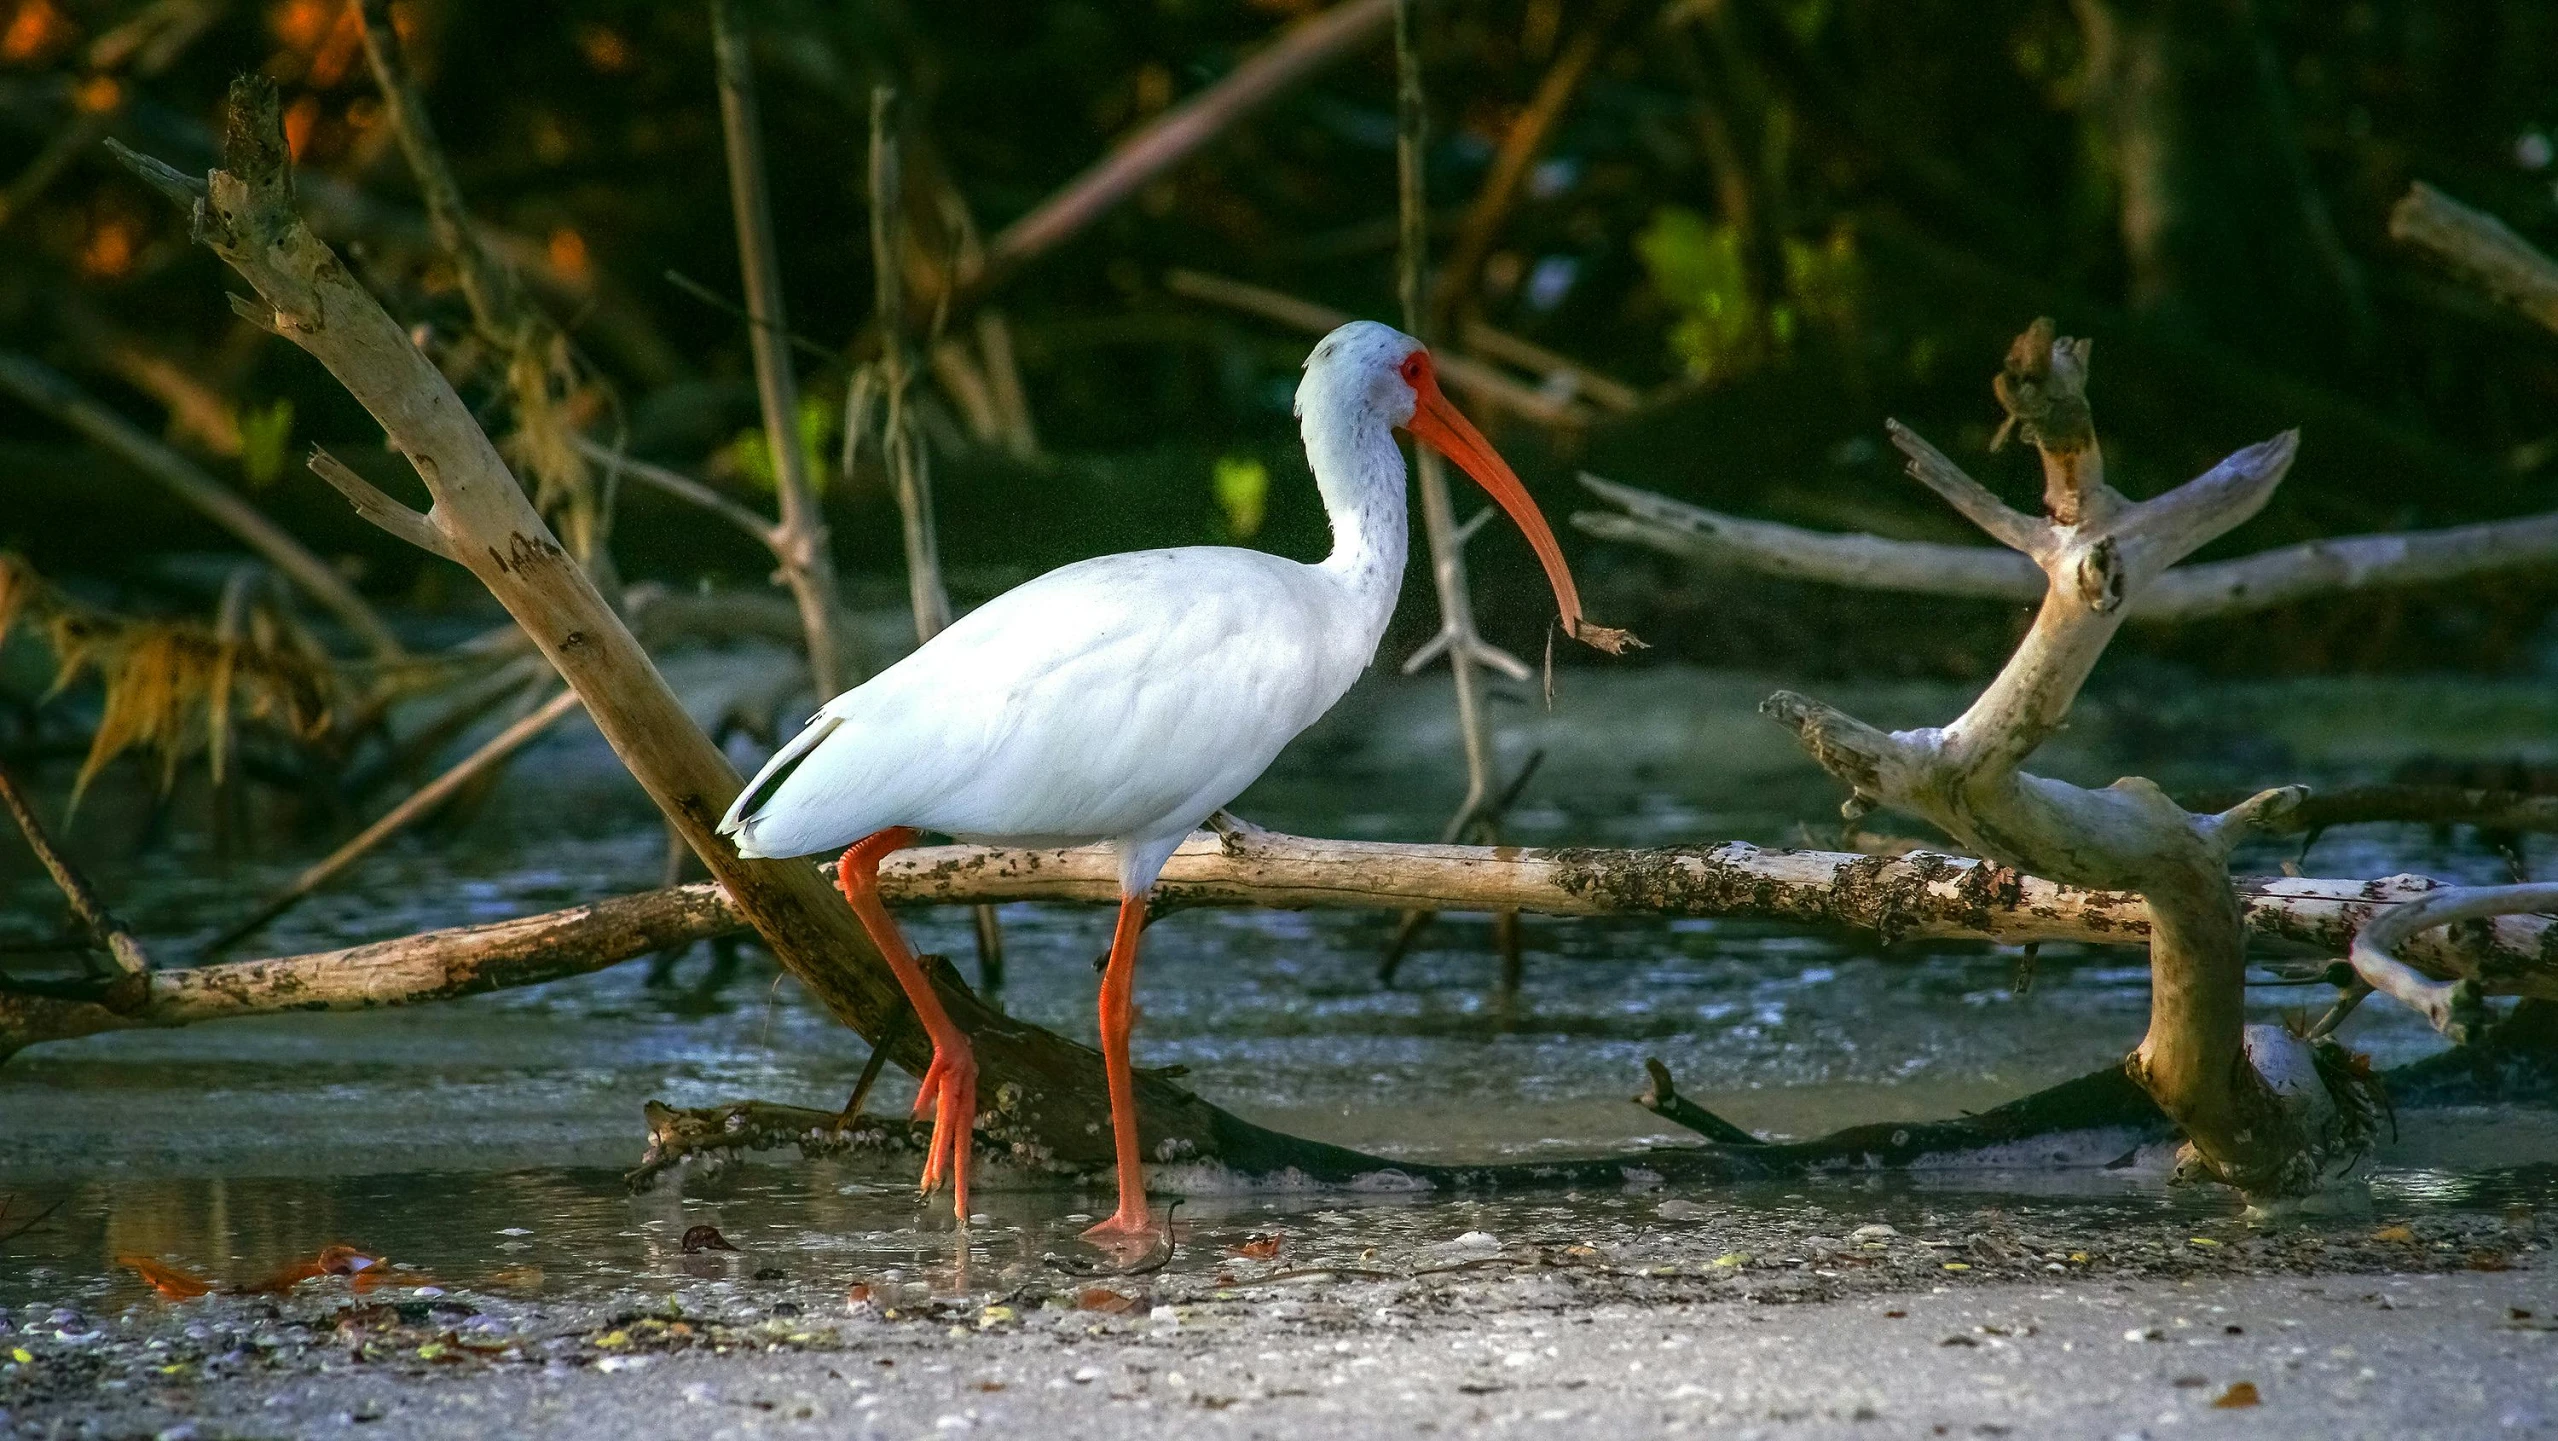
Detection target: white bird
<box><xmin>719</xmin><ymin>320</ymin><xmax>1635</xmax><ymax>1244</ymax></box>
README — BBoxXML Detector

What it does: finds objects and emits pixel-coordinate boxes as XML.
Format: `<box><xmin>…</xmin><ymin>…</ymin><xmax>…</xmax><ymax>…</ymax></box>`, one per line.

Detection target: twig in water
<box><xmin>1045</xmin><ymin>1198</ymin><xmax>1183</xmax><ymax>1277</ymax></box>
<box><xmin>0</xmin><ymin>1193</ymin><xmax>67</xmax><ymax>1252</ymax></box>
<box><xmin>0</xmin><ymin>763</ymin><xmax>149</xmax><ymax>979</ymax></box>
<box><xmin>1633</xmin><ymin>1057</ymin><xmax>1762</xmax><ymax>1146</ymax></box>
<box><xmin>835</xmin><ymin>1000</ymin><xmax>915</xmax><ymax>1132</ymax></box>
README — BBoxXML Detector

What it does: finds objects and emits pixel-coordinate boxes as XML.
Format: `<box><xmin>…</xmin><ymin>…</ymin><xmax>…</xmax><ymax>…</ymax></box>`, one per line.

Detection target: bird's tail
<box><xmin>718</xmin><ymin>714</ymin><xmax>844</xmax><ymax>856</ymax></box>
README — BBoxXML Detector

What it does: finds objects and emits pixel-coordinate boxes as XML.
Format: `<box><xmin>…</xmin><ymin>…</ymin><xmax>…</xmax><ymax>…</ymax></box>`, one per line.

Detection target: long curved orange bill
<box><xmin>1401</xmin><ymin>367</ymin><xmax>1642</xmax><ymax>655</ymax></box>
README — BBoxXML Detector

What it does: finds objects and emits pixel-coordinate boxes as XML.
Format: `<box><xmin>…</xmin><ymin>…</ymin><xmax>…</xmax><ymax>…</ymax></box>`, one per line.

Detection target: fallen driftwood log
<box><xmin>8</xmin><ymin>828</ymin><xmax>2551</xmax><ymax>1057</ymax></box>
<box><xmin>628</xmin><ymin>1010</ymin><xmax>2558</xmax><ymax>1196</ymax></box>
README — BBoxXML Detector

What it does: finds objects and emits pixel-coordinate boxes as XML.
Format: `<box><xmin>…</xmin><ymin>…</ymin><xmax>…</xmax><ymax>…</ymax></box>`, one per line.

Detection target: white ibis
<box><xmin>719</xmin><ymin>320</ymin><xmax>1636</xmax><ymax>1243</ymax></box>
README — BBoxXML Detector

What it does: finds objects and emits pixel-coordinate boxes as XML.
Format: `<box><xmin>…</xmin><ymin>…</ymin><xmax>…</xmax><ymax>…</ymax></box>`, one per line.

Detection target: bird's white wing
<box><xmin>720</xmin><ymin>548</ymin><xmax>1364</xmax><ymax>859</ymax></box>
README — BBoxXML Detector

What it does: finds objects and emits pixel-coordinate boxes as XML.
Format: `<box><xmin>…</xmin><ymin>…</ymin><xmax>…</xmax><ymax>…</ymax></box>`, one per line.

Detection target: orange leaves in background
<box><xmin>282</xmin><ymin>93</ymin><xmax>322</xmax><ymax>159</ymax></box>
<box><xmin>76</xmin><ymin>217</ymin><xmax>137</xmax><ymax>279</ymax></box>
<box><xmin>575</xmin><ymin>23</ymin><xmax>629</xmax><ymax>73</ymax></box>
<box><xmin>546</xmin><ymin>227</ymin><xmax>590</xmax><ymax>283</ymax></box>
<box><xmin>2</xmin><ymin>0</ymin><xmax>76</xmax><ymax>66</ymax></box>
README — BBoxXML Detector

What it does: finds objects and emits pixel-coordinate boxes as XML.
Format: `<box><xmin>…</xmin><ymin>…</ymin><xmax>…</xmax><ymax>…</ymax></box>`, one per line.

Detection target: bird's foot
<box><xmin>912</xmin><ymin>1038</ymin><xmax>979</xmax><ymax>1226</ymax></box>
<box><xmin>1078</xmin><ymin>1203</ymin><xmax>1159</xmax><ymax>1256</ymax></box>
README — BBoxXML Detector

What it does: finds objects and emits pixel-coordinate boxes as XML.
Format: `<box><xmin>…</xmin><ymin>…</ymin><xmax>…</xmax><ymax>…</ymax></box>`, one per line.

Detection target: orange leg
<box><xmin>1080</xmin><ymin>895</ymin><xmax>1155</xmax><ymax>1244</ymax></box>
<box><xmin>837</xmin><ymin>828</ymin><xmax>978</xmax><ymax>1226</ymax></box>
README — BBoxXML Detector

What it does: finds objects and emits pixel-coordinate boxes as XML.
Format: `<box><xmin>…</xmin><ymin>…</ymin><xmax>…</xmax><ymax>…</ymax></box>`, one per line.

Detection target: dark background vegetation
<box><xmin>4</xmin><ymin>0</ymin><xmax>2556</xmax><ymax>682</ymax></box>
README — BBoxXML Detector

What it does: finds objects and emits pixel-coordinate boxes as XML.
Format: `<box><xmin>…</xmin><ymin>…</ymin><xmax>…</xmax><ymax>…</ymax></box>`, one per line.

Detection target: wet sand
<box><xmin>6</xmin><ymin>1185</ymin><xmax>2552</xmax><ymax>1439</ymax></box>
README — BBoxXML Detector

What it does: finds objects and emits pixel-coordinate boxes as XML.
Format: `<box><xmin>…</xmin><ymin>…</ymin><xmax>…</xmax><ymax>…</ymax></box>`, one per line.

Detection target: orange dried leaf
<box><xmin>2211</xmin><ymin>1381</ymin><xmax>2261</xmax><ymax>1409</ymax></box>
<box><xmin>1229</xmin><ymin>1234</ymin><xmax>1283</xmax><ymax>1261</ymax></box>
<box><xmin>2370</xmin><ymin>1225</ymin><xmax>2415</xmax><ymax>1244</ymax></box>
<box><xmin>483</xmin><ymin>1265</ymin><xmax>545</xmax><ymax>1296</ymax></box>
<box><xmin>1076</xmin><ymin>1287</ymin><xmax>1138</xmax><ymax>1314</ymax></box>
<box><xmin>117</xmin><ymin>1254</ymin><xmax>214</xmax><ymax>1300</ymax></box>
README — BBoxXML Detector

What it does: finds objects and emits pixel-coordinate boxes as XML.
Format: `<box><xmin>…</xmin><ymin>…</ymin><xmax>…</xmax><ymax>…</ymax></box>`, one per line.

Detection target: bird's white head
<box><xmin>1295</xmin><ymin>320</ymin><xmax>1640</xmax><ymax>655</ymax></box>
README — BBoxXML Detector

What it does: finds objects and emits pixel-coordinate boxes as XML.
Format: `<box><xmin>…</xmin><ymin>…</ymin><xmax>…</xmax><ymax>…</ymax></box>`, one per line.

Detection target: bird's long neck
<box><xmin>1303</xmin><ymin>404</ymin><xmax>1410</xmax><ymax>650</ymax></box>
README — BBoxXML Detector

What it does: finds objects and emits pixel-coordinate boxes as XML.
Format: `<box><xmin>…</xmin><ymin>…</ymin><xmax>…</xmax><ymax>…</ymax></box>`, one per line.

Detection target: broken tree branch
<box><xmin>869</xmin><ymin>85</ymin><xmax>954</xmax><ymax>642</ymax></box>
<box><xmin>711</xmin><ymin>0</ymin><xmax>851</xmax><ymax>698</ymax></box>
<box><xmin>2389</xmin><ymin>182</ymin><xmax>2558</xmax><ymax>337</ymax></box>
<box><xmin>307</xmin><ymin>446</ymin><xmax>458</xmax><ymax>562</ymax></box>
<box><xmin>2349</xmin><ymin>881</ymin><xmax>2558</xmax><ymax>1044</ymax></box>
<box><xmin>1572</xmin><ymin>473</ymin><xmax>2558</xmax><ymax>623</ymax></box>
<box><xmin>1430</xmin><ymin>0</ymin><xmax>1631</xmax><ymax>332</ymax></box>
<box><xmin>2177</xmin><ymin>783</ymin><xmax>2558</xmax><ymax>838</ymax></box>
<box><xmin>1634</xmin><ymin>1057</ymin><xmax>1761</xmax><ymax>1146</ymax></box>
<box><xmin>1390</xmin><ymin>0</ymin><xmax>1531</xmax><ymax>991</ymax></box>
<box><xmin>14</xmin><ymin>828</ymin><xmax>2550</xmax><ymax>1058</ymax></box>
<box><xmin>0</xmin><ymin>350</ymin><xmax>405</xmax><ymax>659</ymax></box>
<box><xmin>1762</xmin><ymin>319</ymin><xmax>2359</xmax><ymax>1198</ymax></box>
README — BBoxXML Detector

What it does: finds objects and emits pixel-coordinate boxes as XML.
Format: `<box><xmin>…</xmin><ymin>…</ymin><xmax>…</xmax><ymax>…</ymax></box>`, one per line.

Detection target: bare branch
<box><xmin>11</xmin><ymin>830</ymin><xmax>2550</xmax><ymax>1058</ymax></box>
<box><xmin>1459</xmin><ymin>322</ymin><xmax>1640</xmax><ymax>413</ymax></box>
<box><xmin>1884</xmin><ymin>420</ymin><xmax>2046</xmax><ymax>555</ymax></box>
<box><xmin>307</xmin><ymin>447</ymin><xmax>457</xmax><ymax>562</ymax></box>
<box><xmin>1633</xmin><ymin>1057</ymin><xmax>1762</xmax><ymax>1146</ymax></box>
<box><xmin>101</xmin><ymin>137</ymin><xmax>205</xmax><ymax>207</ymax></box>
<box><xmin>2348</xmin><ymin>882</ymin><xmax>2558</xmax><ymax>1042</ymax></box>
<box><xmin>1166</xmin><ymin>269</ymin><xmax>1593</xmax><ymax>427</ymax></box>
<box><xmin>1573</xmin><ymin>473</ymin><xmax>2042</xmax><ymax>599</ymax></box>
<box><xmin>2118</xmin><ymin>430</ymin><xmax>2298</xmax><ymax>580</ymax></box>
<box><xmin>565</xmin><ymin>435</ymin><xmax>777</xmax><ymax>547</ymax></box>
<box><xmin>974</xmin><ymin>0</ymin><xmax>1394</xmax><ymax>298</ymax></box>
<box><xmin>2389</xmin><ymin>182</ymin><xmax>2558</xmax><ymax>337</ymax></box>
<box><xmin>0</xmin><ymin>764</ymin><xmax>149</xmax><ymax>979</ymax></box>
<box><xmin>352</xmin><ymin>0</ymin><xmax>529</xmax><ymax>346</ymax></box>
<box><xmin>1576</xmin><ymin>472</ymin><xmax>2558</xmax><ymax>623</ymax></box>
<box><xmin>1431</xmin><ymin>0</ymin><xmax>1632</xmax><ymax>329</ymax></box>
<box><xmin>1773</xmin><ymin>323</ymin><xmax>2347</xmax><ymax>1196</ymax></box>
<box><xmin>0</xmin><ymin>349</ymin><xmax>405</xmax><ymax>659</ymax></box>
<box><xmin>871</xmin><ymin>85</ymin><xmax>954</xmax><ymax>642</ymax></box>
<box><xmin>711</xmin><ymin>0</ymin><xmax>850</xmax><ymax>698</ymax></box>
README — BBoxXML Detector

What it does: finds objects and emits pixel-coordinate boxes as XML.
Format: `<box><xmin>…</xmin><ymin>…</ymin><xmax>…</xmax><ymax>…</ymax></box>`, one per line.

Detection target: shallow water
<box><xmin>4</xmin><ymin>665</ymin><xmax>2556</xmax><ymax>1308</ymax></box>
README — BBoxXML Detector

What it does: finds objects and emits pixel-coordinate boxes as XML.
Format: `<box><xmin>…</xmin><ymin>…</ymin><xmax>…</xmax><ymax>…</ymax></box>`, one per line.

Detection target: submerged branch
<box><xmin>0</xmin><ymin>763</ymin><xmax>149</xmax><ymax>981</ymax></box>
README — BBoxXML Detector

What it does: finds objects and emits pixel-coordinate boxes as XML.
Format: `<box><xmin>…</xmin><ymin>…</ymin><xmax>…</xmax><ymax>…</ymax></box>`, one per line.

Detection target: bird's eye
<box><xmin>1400</xmin><ymin>353</ymin><xmax>1426</xmax><ymax>383</ymax></box>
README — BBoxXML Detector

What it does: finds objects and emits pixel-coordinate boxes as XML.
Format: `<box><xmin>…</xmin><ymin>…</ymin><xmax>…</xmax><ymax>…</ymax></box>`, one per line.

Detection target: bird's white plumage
<box><xmin>719</xmin><ymin>320</ymin><xmax>1426</xmax><ymax>896</ymax></box>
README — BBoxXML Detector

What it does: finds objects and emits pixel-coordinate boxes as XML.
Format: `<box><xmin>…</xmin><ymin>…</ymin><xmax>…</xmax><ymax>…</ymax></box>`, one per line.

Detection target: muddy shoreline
<box><xmin>7</xmin><ymin>1180</ymin><xmax>2552</xmax><ymax>1437</ymax></box>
